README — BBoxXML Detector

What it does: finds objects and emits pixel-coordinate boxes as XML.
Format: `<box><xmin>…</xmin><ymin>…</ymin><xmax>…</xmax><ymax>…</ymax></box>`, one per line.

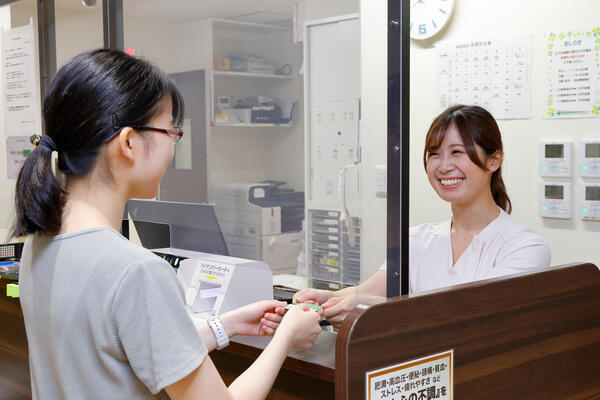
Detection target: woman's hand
<box><xmin>220</xmin><ymin>299</ymin><xmax>287</xmax><ymax>337</ymax></box>
<box><xmin>322</xmin><ymin>295</ymin><xmax>357</xmax><ymax>331</ymax></box>
<box><xmin>259</xmin><ymin>304</ymin><xmax>287</xmax><ymax>335</ymax></box>
<box><xmin>260</xmin><ymin>287</ymin><xmax>330</xmax><ymax>332</ymax></box>
<box><xmin>292</xmin><ymin>288</ymin><xmax>331</xmax><ymax>305</ymax></box>
<box><xmin>274</xmin><ymin>305</ymin><xmax>323</xmax><ymax>350</ymax></box>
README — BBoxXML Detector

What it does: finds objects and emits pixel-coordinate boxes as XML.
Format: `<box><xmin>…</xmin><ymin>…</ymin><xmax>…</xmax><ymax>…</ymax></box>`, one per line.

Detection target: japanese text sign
<box><xmin>366</xmin><ymin>350</ymin><xmax>453</xmax><ymax>400</ymax></box>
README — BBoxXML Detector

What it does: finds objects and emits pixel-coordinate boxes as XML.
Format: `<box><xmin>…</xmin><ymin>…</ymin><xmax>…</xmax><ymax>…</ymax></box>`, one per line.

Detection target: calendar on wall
<box><xmin>436</xmin><ymin>34</ymin><xmax>533</xmax><ymax>119</ymax></box>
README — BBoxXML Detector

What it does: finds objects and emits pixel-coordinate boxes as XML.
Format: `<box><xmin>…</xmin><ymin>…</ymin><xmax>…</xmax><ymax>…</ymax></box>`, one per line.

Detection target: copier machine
<box><xmin>213</xmin><ymin>181</ymin><xmax>304</xmax><ymax>274</ymax></box>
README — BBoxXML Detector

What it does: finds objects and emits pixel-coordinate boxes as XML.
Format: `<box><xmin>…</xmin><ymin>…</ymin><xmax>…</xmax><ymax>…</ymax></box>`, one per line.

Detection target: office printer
<box><xmin>153</xmin><ymin>247</ymin><xmax>273</xmax><ymax>325</ymax></box>
<box><xmin>213</xmin><ymin>181</ymin><xmax>304</xmax><ymax>274</ymax></box>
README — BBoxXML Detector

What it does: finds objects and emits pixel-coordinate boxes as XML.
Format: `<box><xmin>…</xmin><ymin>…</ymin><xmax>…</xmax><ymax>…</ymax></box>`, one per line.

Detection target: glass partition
<box><xmin>120</xmin><ymin>1</ymin><xmax>308</xmax><ymax>278</ymax></box>
<box><xmin>120</xmin><ymin>0</ymin><xmax>600</xmax><ymax>306</ymax></box>
<box><xmin>118</xmin><ymin>1</ymin><xmax>392</xmax><ymax>312</ymax></box>
<box><xmin>5</xmin><ymin>0</ymin><xmax>598</xmax><ymax>340</ymax></box>
<box><xmin>407</xmin><ymin>0</ymin><xmax>600</xmax><ymax>296</ymax></box>
<box><xmin>54</xmin><ymin>0</ymin><xmax>103</xmax><ymax>69</ymax></box>
<box><xmin>38</xmin><ymin>0</ymin><xmax>388</xmax><ymax>309</ymax></box>
<box><xmin>0</xmin><ymin>0</ymin><xmax>38</xmax><ymax>241</ymax></box>
<box><xmin>121</xmin><ymin>1</ymin><xmax>391</xmax><ymax>310</ymax></box>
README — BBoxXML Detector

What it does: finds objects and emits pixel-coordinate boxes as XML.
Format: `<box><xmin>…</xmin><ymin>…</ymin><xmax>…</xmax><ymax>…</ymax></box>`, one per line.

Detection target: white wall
<box><xmin>305</xmin><ymin>0</ymin><xmax>359</xmax><ymax>21</ymax></box>
<box><xmin>9</xmin><ymin>1</ymin><xmax>36</xmax><ymax>28</ymax></box>
<box><xmin>359</xmin><ymin>0</ymin><xmax>600</xmax><ymax>278</ymax></box>
<box><xmin>54</xmin><ymin>8</ymin><xmax>103</xmax><ymax>67</ymax></box>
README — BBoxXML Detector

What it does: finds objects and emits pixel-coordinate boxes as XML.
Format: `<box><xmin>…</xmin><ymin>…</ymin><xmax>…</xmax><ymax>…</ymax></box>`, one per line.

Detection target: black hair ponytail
<box><xmin>12</xmin><ymin>144</ymin><xmax>65</xmax><ymax>236</ymax></box>
<box><xmin>491</xmin><ymin>169</ymin><xmax>512</xmax><ymax>214</ymax></box>
<box><xmin>10</xmin><ymin>48</ymin><xmax>184</xmax><ymax>237</ymax></box>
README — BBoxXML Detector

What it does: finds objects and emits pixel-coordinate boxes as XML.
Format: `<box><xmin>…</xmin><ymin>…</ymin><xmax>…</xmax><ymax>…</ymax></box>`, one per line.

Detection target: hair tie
<box><xmin>30</xmin><ymin>134</ymin><xmax>58</xmax><ymax>152</ymax></box>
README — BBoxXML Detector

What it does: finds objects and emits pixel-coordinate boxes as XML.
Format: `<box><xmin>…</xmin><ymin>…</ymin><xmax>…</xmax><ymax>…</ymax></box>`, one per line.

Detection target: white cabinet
<box><xmin>304</xmin><ymin>15</ymin><xmax>361</xmax><ymax>288</ymax></box>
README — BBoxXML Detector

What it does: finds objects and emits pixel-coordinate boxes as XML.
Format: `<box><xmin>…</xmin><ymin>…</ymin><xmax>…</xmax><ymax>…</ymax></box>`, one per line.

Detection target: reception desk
<box><xmin>213</xmin><ymin>333</ymin><xmax>335</xmax><ymax>399</ymax></box>
<box><xmin>336</xmin><ymin>263</ymin><xmax>600</xmax><ymax>399</ymax></box>
<box><xmin>0</xmin><ymin>277</ymin><xmax>336</xmax><ymax>399</ymax></box>
<box><xmin>2</xmin><ymin>263</ymin><xmax>600</xmax><ymax>399</ymax></box>
<box><xmin>0</xmin><ymin>278</ymin><xmax>30</xmax><ymax>398</ymax></box>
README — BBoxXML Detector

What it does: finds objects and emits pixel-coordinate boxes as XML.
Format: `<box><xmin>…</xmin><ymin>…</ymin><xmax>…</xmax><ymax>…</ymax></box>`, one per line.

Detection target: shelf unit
<box><xmin>308</xmin><ymin>210</ymin><xmax>361</xmax><ymax>290</ymax></box>
<box><xmin>175</xmin><ymin>17</ymin><xmax>305</xmax><ymax>270</ymax></box>
<box><xmin>179</xmin><ymin>18</ymin><xmax>299</xmax><ymax>128</ymax></box>
<box><xmin>208</xmin><ymin>19</ymin><xmax>298</xmax><ymax>127</ymax></box>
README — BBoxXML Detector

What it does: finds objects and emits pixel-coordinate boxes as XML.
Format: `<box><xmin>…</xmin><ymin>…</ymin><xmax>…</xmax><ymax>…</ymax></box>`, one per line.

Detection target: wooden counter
<box><xmin>0</xmin><ymin>278</ymin><xmax>31</xmax><ymax>399</ymax></box>
<box><xmin>0</xmin><ymin>277</ymin><xmax>335</xmax><ymax>400</ymax></box>
<box><xmin>335</xmin><ymin>263</ymin><xmax>600</xmax><ymax>399</ymax></box>
<box><xmin>3</xmin><ymin>263</ymin><xmax>599</xmax><ymax>399</ymax></box>
<box><xmin>212</xmin><ymin>333</ymin><xmax>335</xmax><ymax>399</ymax></box>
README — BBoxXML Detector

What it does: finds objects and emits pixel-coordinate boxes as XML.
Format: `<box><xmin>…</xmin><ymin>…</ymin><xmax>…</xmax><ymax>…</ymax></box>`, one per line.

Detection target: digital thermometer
<box><xmin>579</xmin><ymin>140</ymin><xmax>600</xmax><ymax>178</ymax></box>
<box><xmin>539</xmin><ymin>182</ymin><xmax>571</xmax><ymax>219</ymax></box>
<box><xmin>539</xmin><ymin>141</ymin><xmax>571</xmax><ymax>177</ymax></box>
<box><xmin>580</xmin><ymin>183</ymin><xmax>600</xmax><ymax>221</ymax></box>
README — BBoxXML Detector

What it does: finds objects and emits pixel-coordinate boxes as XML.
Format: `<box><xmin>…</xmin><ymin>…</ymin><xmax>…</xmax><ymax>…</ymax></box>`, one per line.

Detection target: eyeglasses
<box><xmin>128</xmin><ymin>126</ymin><xmax>183</xmax><ymax>144</ymax></box>
<box><xmin>111</xmin><ymin>114</ymin><xmax>184</xmax><ymax>144</ymax></box>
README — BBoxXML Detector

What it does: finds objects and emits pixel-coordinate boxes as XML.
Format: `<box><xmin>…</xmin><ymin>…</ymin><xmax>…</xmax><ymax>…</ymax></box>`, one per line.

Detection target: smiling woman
<box><xmin>424</xmin><ymin>104</ymin><xmax>511</xmax><ymax>215</ymax></box>
<box><xmin>289</xmin><ymin>105</ymin><xmax>551</xmax><ymax>330</ymax></box>
<box><xmin>415</xmin><ymin>104</ymin><xmax>547</xmax><ymax>272</ymax></box>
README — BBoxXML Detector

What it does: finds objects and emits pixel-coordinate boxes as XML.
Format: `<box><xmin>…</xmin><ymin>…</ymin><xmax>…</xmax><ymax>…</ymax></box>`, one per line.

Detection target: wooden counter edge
<box><xmin>218</xmin><ymin>339</ymin><xmax>336</xmax><ymax>383</ymax></box>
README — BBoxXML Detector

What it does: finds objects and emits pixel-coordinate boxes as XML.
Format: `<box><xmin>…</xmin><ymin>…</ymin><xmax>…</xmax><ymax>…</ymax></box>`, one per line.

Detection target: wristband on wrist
<box><xmin>207</xmin><ymin>316</ymin><xmax>229</xmax><ymax>350</ymax></box>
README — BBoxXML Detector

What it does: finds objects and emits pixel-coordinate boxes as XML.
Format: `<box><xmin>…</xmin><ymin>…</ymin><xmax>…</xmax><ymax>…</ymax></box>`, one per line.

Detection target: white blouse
<box><xmin>381</xmin><ymin>209</ymin><xmax>551</xmax><ymax>293</ymax></box>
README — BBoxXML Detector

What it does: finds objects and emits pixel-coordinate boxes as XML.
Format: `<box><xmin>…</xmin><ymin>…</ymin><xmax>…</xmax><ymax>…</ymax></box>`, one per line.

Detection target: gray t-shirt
<box><xmin>19</xmin><ymin>227</ymin><xmax>207</xmax><ymax>399</ymax></box>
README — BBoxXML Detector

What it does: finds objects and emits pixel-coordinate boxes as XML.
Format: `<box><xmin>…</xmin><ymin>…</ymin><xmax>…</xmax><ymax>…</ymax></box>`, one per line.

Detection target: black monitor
<box><xmin>123</xmin><ymin>199</ymin><xmax>229</xmax><ymax>256</ymax></box>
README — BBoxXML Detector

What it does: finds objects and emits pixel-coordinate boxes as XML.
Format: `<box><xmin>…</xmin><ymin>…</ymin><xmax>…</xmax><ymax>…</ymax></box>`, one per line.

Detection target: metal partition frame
<box><xmin>102</xmin><ymin>0</ymin><xmax>122</xmax><ymax>49</ymax></box>
<box><xmin>37</xmin><ymin>0</ymin><xmax>56</xmax><ymax>98</ymax></box>
<box><xmin>29</xmin><ymin>0</ymin><xmax>411</xmax><ymax>296</ymax></box>
<box><xmin>387</xmin><ymin>0</ymin><xmax>410</xmax><ymax>297</ymax></box>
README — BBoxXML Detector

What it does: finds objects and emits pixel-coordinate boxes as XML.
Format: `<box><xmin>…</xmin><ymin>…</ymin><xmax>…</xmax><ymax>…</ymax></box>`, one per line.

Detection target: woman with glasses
<box><xmin>13</xmin><ymin>49</ymin><xmax>321</xmax><ymax>400</ymax></box>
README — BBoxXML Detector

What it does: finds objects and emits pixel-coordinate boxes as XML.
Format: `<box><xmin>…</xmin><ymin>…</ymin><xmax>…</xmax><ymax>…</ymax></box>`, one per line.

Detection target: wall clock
<box><xmin>410</xmin><ymin>0</ymin><xmax>456</xmax><ymax>40</ymax></box>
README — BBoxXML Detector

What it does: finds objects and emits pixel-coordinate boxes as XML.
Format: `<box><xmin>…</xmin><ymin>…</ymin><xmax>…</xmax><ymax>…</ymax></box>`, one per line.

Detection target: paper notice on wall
<box><xmin>2</xmin><ymin>23</ymin><xmax>37</xmax><ymax>137</ymax></box>
<box><xmin>543</xmin><ymin>27</ymin><xmax>600</xmax><ymax>119</ymax></box>
<box><xmin>6</xmin><ymin>136</ymin><xmax>32</xmax><ymax>179</ymax></box>
<box><xmin>436</xmin><ymin>35</ymin><xmax>532</xmax><ymax>119</ymax></box>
